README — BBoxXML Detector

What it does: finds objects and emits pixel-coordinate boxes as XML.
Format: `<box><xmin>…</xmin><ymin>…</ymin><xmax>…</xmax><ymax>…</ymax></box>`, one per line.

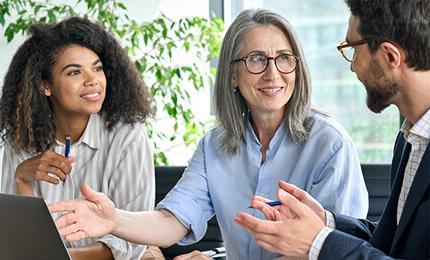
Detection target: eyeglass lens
<box><xmin>341</xmin><ymin>46</ymin><xmax>355</xmax><ymax>62</ymax></box>
<box><xmin>245</xmin><ymin>54</ymin><xmax>297</xmax><ymax>74</ymax></box>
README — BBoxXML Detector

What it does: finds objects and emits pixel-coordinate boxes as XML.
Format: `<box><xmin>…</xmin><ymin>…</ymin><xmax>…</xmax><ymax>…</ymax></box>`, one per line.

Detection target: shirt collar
<box><xmin>400</xmin><ymin>108</ymin><xmax>430</xmax><ymax>140</ymax></box>
<box><xmin>246</xmin><ymin>117</ymin><xmax>287</xmax><ymax>149</ymax></box>
<box><xmin>79</xmin><ymin>113</ymin><xmax>102</xmax><ymax>149</ymax></box>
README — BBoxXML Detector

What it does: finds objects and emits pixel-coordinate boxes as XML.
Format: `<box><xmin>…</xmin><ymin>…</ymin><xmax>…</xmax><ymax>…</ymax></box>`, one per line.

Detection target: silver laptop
<box><xmin>0</xmin><ymin>193</ymin><xmax>71</xmax><ymax>260</ymax></box>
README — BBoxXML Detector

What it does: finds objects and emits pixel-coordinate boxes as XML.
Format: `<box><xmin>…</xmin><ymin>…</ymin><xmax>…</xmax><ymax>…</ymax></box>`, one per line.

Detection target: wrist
<box><xmin>15</xmin><ymin>177</ymin><xmax>33</xmax><ymax>196</ymax></box>
<box><xmin>112</xmin><ymin>208</ymin><xmax>120</xmax><ymax>234</ymax></box>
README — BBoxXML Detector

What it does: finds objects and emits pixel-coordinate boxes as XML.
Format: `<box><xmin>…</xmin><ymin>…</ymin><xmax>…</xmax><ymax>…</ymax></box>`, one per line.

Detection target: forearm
<box><xmin>68</xmin><ymin>242</ymin><xmax>113</xmax><ymax>260</ymax></box>
<box><xmin>113</xmin><ymin>209</ymin><xmax>189</xmax><ymax>247</ymax></box>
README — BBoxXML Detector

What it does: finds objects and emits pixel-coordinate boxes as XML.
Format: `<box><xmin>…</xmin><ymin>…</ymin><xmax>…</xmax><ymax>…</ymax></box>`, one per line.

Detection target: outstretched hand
<box><xmin>235</xmin><ymin>183</ymin><xmax>325</xmax><ymax>257</ymax></box>
<box><xmin>49</xmin><ymin>184</ymin><xmax>116</xmax><ymax>241</ymax></box>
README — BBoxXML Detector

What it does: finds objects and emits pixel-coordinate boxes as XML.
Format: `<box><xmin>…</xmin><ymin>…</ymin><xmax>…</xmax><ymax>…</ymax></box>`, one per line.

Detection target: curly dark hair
<box><xmin>0</xmin><ymin>17</ymin><xmax>155</xmax><ymax>153</ymax></box>
<box><xmin>345</xmin><ymin>0</ymin><xmax>430</xmax><ymax>70</ymax></box>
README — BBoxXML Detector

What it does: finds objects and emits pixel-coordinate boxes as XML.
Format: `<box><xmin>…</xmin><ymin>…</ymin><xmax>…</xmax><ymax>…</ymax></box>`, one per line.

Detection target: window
<box><xmin>224</xmin><ymin>0</ymin><xmax>399</xmax><ymax>163</ymax></box>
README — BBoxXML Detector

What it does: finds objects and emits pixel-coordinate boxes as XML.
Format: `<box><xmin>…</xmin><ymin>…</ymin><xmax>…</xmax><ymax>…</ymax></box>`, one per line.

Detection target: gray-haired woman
<box><xmin>51</xmin><ymin>9</ymin><xmax>368</xmax><ymax>260</ymax></box>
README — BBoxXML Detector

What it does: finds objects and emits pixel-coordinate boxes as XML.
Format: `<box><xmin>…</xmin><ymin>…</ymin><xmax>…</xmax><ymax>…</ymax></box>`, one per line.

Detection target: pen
<box><xmin>265</xmin><ymin>200</ymin><xmax>281</xmax><ymax>206</ymax></box>
<box><xmin>249</xmin><ymin>200</ymin><xmax>282</xmax><ymax>208</ymax></box>
<box><xmin>63</xmin><ymin>135</ymin><xmax>71</xmax><ymax>184</ymax></box>
<box><xmin>65</xmin><ymin>135</ymin><xmax>71</xmax><ymax>158</ymax></box>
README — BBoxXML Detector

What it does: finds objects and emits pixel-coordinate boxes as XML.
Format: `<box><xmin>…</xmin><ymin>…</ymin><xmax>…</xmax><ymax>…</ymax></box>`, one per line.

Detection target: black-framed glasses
<box><xmin>337</xmin><ymin>38</ymin><xmax>374</xmax><ymax>62</ymax></box>
<box><xmin>233</xmin><ymin>53</ymin><xmax>299</xmax><ymax>74</ymax></box>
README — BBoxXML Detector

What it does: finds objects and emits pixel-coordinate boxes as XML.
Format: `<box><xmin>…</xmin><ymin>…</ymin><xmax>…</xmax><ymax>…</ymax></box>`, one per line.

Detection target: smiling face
<box><xmin>233</xmin><ymin>24</ymin><xmax>296</xmax><ymax>119</ymax></box>
<box><xmin>44</xmin><ymin>44</ymin><xmax>106</xmax><ymax>120</ymax></box>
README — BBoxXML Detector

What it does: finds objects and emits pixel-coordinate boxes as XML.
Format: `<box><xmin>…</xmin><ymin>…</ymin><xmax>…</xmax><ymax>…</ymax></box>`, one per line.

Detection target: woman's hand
<box><xmin>49</xmin><ymin>184</ymin><xmax>116</xmax><ymax>242</ymax></box>
<box><xmin>15</xmin><ymin>150</ymin><xmax>74</xmax><ymax>195</ymax></box>
<box><xmin>250</xmin><ymin>195</ymin><xmax>295</xmax><ymax>221</ymax></box>
<box><xmin>67</xmin><ymin>242</ymin><xmax>113</xmax><ymax>260</ymax></box>
<box><xmin>251</xmin><ymin>181</ymin><xmax>325</xmax><ymax>222</ymax></box>
<box><xmin>277</xmin><ymin>181</ymin><xmax>325</xmax><ymax>222</ymax></box>
<box><xmin>173</xmin><ymin>250</ymin><xmax>212</xmax><ymax>260</ymax></box>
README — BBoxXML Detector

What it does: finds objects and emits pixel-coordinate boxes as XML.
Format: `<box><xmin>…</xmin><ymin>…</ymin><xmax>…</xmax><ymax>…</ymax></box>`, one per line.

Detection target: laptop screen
<box><xmin>0</xmin><ymin>193</ymin><xmax>71</xmax><ymax>260</ymax></box>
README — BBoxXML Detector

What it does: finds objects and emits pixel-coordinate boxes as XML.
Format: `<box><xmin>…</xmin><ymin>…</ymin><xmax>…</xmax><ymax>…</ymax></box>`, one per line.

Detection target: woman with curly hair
<box><xmin>0</xmin><ymin>17</ymin><xmax>155</xmax><ymax>259</ymax></box>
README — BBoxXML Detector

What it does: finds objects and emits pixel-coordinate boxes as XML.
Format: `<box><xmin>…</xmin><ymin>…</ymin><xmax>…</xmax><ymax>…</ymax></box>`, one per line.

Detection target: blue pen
<box><xmin>265</xmin><ymin>200</ymin><xmax>281</xmax><ymax>206</ymax></box>
<box><xmin>63</xmin><ymin>135</ymin><xmax>71</xmax><ymax>184</ymax></box>
<box><xmin>249</xmin><ymin>200</ymin><xmax>282</xmax><ymax>208</ymax></box>
<box><xmin>65</xmin><ymin>135</ymin><xmax>71</xmax><ymax>158</ymax></box>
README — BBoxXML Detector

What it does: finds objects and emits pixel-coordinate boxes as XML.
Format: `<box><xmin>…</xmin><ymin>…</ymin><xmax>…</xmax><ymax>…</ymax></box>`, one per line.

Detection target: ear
<box><xmin>231</xmin><ymin>74</ymin><xmax>238</xmax><ymax>89</ymax></box>
<box><xmin>378</xmin><ymin>41</ymin><xmax>404</xmax><ymax>69</ymax></box>
<box><xmin>40</xmin><ymin>82</ymin><xmax>52</xmax><ymax>97</ymax></box>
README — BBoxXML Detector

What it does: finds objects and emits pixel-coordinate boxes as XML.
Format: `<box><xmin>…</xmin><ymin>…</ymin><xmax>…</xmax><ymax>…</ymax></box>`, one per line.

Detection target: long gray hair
<box><xmin>214</xmin><ymin>9</ymin><xmax>313</xmax><ymax>155</ymax></box>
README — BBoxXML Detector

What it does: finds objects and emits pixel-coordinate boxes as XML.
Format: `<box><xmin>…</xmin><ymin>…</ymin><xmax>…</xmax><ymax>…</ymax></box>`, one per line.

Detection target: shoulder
<box><xmin>308</xmin><ymin>111</ymin><xmax>353</xmax><ymax>143</ymax></box>
<box><xmin>100</xmin><ymin>115</ymin><xmax>150</xmax><ymax>147</ymax></box>
<box><xmin>1</xmin><ymin>140</ymin><xmax>32</xmax><ymax>161</ymax></box>
<box><xmin>198</xmin><ymin>125</ymin><xmax>223</xmax><ymax>147</ymax></box>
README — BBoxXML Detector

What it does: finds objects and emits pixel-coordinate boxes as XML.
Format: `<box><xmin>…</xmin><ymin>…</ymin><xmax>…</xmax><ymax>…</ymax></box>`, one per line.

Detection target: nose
<box><xmin>263</xmin><ymin>59</ymin><xmax>279</xmax><ymax>81</ymax></box>
<box><xmin>350</xmin><ymin>60</ymin><xmax>355</xmax><ymax>72</ymax></box>
<box><xmin>85</xmin><ymin>81</ymin><xmax>98</xmax><ymax>87</ymax></box>
<box><xmin>84</xmin><ymin>72</ymin><xmax>98</xmax><ymax>87</ymax></box>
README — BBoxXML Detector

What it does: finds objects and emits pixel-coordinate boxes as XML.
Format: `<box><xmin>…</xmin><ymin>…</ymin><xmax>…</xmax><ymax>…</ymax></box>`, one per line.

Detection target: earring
<box><xmin>233</xmin><ymin>87</ymin><xmax>238</xmax><ymax>93</ymax></box>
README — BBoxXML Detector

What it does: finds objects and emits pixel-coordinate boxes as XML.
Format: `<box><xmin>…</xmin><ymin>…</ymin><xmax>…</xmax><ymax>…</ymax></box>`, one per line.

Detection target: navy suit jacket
<box><xmin>319</xmin><ymin>132</ymin><xmax>430</xmax><ymax>259</ymax></box>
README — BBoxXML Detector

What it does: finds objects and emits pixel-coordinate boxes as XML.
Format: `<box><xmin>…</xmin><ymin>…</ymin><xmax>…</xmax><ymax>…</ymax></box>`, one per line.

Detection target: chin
<box><xmin>86</xmin><ymin>106</ymin><xmax>103</xmax><ymax>115</ymax></box>
<box><xmin>366</xmin><ymin>95</ymin><xmax>390</xmax><ymax>113</ymax></box>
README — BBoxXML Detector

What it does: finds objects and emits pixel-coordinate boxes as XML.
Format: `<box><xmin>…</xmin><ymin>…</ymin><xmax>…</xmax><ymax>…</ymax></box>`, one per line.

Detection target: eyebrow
<box><xmin>61</xmin><ymin>59</ymin><xmax>102</xmax><ymax>72</ymax></box>
<box><xmin>247</xmin><ymin>49</ymin><xmax>293</xmax><ymax>55</ymax></box>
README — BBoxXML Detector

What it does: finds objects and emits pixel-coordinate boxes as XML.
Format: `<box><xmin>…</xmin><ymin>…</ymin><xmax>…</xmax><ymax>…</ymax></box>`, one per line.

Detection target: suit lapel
<box><xmin>370</xmin><ymin>134</ymin><xmax>410</xmax><ymax>253</ymax></box>
<box><xmin>391</xmin><ymin>142</ymin><xmax>430</xmax><ymax>252</ymax></box>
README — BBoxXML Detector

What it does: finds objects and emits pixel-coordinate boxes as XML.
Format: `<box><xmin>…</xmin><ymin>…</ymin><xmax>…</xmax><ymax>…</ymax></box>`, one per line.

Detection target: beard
<box><xmin>363</xmin><ymin>59</ymin><xmax>400</xmax><ymax>113</ymax></box>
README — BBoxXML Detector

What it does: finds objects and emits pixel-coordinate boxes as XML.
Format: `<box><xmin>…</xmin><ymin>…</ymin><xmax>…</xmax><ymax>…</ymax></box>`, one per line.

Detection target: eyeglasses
<box><xmin>233</xmin><ymin>53</ymin><xmax>299</xmax><ymax>74</ymax></box>
<box><xmin>337</xmin><ymin>38</ymin><xmax>374</xmax><ymax>62</ymax></box>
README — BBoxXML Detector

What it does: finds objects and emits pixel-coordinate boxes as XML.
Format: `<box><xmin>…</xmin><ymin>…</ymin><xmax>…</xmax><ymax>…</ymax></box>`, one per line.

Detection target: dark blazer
<box><xmin>319</xmin><ymin>132</ymin><xmax>430</xmax><ymax>259</ymax></box>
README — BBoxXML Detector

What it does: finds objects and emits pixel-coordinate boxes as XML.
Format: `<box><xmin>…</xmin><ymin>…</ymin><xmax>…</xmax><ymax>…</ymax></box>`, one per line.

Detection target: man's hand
<box><xmin>235</xmin><ymin>187</ymin><xmax>325</xmax><ymax>258</ymax></box>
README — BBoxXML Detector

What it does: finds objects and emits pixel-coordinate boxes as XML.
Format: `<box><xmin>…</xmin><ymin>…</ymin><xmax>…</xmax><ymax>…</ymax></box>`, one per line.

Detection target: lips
<box><xmin>259</xmin><ymin>87</ymin><xmax>283</xmax><ymax>93</ymax></box>
<box><xmin>257</xmin><ymin>86</ymin><xmax>285</xmax><ymax>96</ymax></box>
<box><xmin>80</xmin><ymin>91</ymin><xmax>101</xmax><ymax>102</ymax></box>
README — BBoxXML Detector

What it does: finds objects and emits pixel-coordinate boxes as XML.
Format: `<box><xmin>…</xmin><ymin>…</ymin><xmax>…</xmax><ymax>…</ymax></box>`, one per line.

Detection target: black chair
<box><xmin>361</xmin><ymin>164</ymin><xmax>391</xmax><ymax>222</ymax></box>
<box><xmin>155</xmin><ymin>166</ymin><xmax>224</xmax><ymax>259</ymax></box>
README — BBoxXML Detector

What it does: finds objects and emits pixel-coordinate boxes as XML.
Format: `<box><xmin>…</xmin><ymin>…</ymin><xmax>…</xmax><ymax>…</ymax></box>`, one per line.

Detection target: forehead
<box><xmin>346</xmin><ymin>15</ymin><xmax>361</xmax><ymax>41</ymax></box>
<box><xmin>55</xmin><ymin>45</ymin><xmax>100</xmax><ymax>66</ymax></box>
<box><xmin>241</xmin><ymin>24</ymin><xmax>293</xmax><ymax>53</ymax></box>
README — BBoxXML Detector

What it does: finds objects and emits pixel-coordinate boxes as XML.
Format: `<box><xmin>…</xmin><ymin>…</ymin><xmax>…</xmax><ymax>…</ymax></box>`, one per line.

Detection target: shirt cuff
<box><xmin>325</xmin><ymin>210</ymin><xmax>336</xmax><ymax>229</ymax></box>
<box><xmin>308</xmin><ymin>227</ymin><xmax>334</xmax><ymax>260</ymax></box>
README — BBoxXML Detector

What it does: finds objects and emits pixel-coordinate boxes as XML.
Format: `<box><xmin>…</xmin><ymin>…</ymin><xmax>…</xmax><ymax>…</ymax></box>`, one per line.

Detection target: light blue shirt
<box><xmin>156</xmin><ymin>112</ymin><xmax>368</xmax><ymax>260</ymax></box>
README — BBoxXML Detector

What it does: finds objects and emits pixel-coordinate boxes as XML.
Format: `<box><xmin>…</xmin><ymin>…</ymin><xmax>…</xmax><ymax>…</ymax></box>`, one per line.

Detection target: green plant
<box><xmin>0</xmin><ymin>0</ymin><xmax>223</xmax><ymax>165</ymax></box>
